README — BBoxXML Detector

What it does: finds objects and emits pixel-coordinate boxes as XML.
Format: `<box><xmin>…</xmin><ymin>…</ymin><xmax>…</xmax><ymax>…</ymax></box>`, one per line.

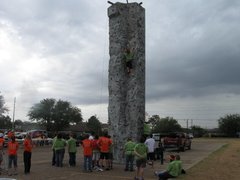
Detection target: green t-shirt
<box><xmin>167</xmin><ymin>160</ymin><xmax>180</xmax><ymax>177</ymax></box>
<box><xmin>134</xmin><ymin>143</ymin><xmax>148</xmax><ymax>160</ymax></box>
<box><xmin>175</xmin><ymin>160</ymin><xmax>182</xmax><ymax>175</ymax></box>
<box><xmin>67</xmin><ymin>137</ymin><xmax>77</xmax><ymax>153</ymax></box>
<box><xmin>53</xmin><ymin>138</ymin><xmax>66</xmax><ymax>151</ymax></box>
<box><xmin>124</xmin><ymin>52</ymin><xmax>134</xmax><ymax>62</ymax></box>
<box><xmin>124</xmin><ymin>141</ymin><xmax>136</xmax><ymax>155</ymax></box>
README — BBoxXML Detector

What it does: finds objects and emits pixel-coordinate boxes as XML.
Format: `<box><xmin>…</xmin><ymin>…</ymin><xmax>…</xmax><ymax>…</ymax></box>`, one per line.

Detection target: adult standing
<box><xmin>144</xmin><ymin>134</ymin><xmax>156</xmax><ymax>167</ymax></box>
<box><xmin>134</xmin><ymin>136</ymin><xmax>148</xmax><ymax>180</ymax></box>
<box><xmin>98</xmin><ymin>132</ymin><xmax>112</xmax><ymax>170</ymax></box>
<box><xmin>51</xmin><ymin>133</ymin><xmax>57</xmax><ymax>166</ymax></box>
<box><xmin>124</xmin><ymin>137</ymin><xmax>136</xmax><ymax>171</ymax></box>
<box><xmin>0</xmin><ymin>133</ymin><xmax>5</xmax><ymax>175</ymax></box>
<box><xmin>23</xmin><ymin>134</ymin><xmax>33</xmax><ymax>174</ymax></box>
<box><xmin>52</xmin><ymin>133</ymin><xmax>66</xmax><ymax>167</ymax></box>
<box><xmin>67</xmin><ymin>133</ymin><xmax>77</xmax><ymax>167</ymax></box>
<box><xmin>7</xmin><ymin>136</ymin><xmax>19</xmax><ymax>176</ymax></box>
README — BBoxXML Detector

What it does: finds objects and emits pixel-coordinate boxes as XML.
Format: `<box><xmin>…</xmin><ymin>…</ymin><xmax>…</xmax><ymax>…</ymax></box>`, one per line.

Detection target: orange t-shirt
<box><xmin>8</xmin><ymin>141</ymin><xmax>19</xmax><ymax>155</ymax></box>
<box><xmin>82</xmin><ymin>139</ymin><xmax>93</xmax><ymax>156</ymax></box>
<box><xmin>0</xmin><ymin>138</ymin><xmax>4</xmax><ymax>149</ymax></box>
<box><xmin>98</xmin><ymin>136</ymin><xmax>112</xmax><ymax>153</ymax></box>
<box><xmin>24</xmin><ymin>139</ymin><xmax>33</xmax><ymax>152</ymax></box>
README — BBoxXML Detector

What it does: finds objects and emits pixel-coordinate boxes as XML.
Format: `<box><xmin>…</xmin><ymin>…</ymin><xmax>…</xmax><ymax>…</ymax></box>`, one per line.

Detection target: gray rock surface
<box><xmin>108</xmin><ymin>2</ymin><xmax>145</xmax><ymax>162</ymax></box>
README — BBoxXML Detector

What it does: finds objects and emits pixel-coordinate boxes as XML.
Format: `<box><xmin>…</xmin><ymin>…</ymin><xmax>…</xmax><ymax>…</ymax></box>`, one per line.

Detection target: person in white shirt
<box><xmin>144</xmin><ymin>134</ymin><xmax>156</xmax><ymax>167</ymax></box>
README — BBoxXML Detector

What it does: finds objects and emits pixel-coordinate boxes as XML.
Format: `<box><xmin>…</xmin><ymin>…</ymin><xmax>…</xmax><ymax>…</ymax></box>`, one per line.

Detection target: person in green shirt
<box><xmin>51</xmin><ymin>134</ymin><xmax>57</xmax><ymax>166</ymax></box>
<box><xmin>134</xmin><ymin>136</ymin><xmax>148</xmax><ymax>180</ymax></box>
<box><xmin>155</xmin><ymin>154</ymin><xmax>180</xmax><ymax>180</ymax></box>
<box><xmin>52</xmin><ymin>133</ymin><xmax>66</xmax><ymax>167</ymax></box>
<box><xmin>124</xmin><ymin>137</ymin><xmax>136</xmax><ymax>171</ymax></box>
<box><xmin>67</xmin><ymin>133</ymin><xmax>77</xmax><ymax>167</ymax></box>
<box><xmin>175</xmin><ymin>154</ymin><xmax>186</xmax><ymax>175</ymax></box>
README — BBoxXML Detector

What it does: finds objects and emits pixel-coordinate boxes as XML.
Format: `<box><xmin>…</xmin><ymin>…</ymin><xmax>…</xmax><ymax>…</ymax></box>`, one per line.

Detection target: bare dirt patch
<box><xmin>0</xmin><ymin>138</ymin><xmax>238</xmax><ymax>180</ymax></box>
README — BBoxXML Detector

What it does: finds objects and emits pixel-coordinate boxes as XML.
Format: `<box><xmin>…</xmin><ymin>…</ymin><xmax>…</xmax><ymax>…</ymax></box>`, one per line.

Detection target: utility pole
<box><xmin>12</xmin><ymin>97</ymin><xmax>16</xmax><ymax>130</ymax></box>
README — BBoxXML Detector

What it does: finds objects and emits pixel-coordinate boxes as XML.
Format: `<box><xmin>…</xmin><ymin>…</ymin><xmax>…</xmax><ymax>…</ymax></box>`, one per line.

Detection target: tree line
<box><xmin>1</xmin><ymin>92</ymin><xmax>240</xmax><ymax>137</ymax></box>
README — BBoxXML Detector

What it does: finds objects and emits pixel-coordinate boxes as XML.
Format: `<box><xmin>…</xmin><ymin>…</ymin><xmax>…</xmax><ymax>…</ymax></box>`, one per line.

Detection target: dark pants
<box><xmin>52</xmin><ymin>149</ymin><xmax>56</xmax><ymax>166</ymax></box>
<box><xmin>8</xmin><ymin>155</ymin><xmax>17</xmax><ymax>169</ymax></box>
<box><xmin>84</xmin><ymin>156</ymin><xmax>92</xmax><ymax>171</ymax></box>
<box><xmin>125</xmin><ymin>154</ymin><xmax>134</xmax><ymax>171</ymax></box>
<box><xmin>55</xmin><ymin>149</ymin><xmax>64</xmax><ymax>167</ymax></box>
<box><xmin>69</xmin><ymin>152</ymin><xmax>76</xmax><ymax>166</ymax></box>
<box><xmin>158</xmin><ymin>171</ymin><xmax>175</xmax><ymax>180</ymax></box>
<box><xmin>23</xmin><ymin>151</ymin><xmax>31</xmax><ymax>173</ymax></box>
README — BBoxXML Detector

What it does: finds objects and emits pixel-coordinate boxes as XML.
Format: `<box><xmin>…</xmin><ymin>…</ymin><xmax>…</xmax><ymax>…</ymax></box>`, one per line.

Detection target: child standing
<box><xmin>92</xmin><ymin>135</ymin><xmax>100</xmax><ymax>170</ymax></box>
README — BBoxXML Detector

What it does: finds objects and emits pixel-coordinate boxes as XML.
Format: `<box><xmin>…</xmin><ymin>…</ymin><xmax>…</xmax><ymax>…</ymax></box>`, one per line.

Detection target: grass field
<box><xmin>178</xmin><ymin>138</ymin><xmax>240</xmax><ymax>180</ymax></box>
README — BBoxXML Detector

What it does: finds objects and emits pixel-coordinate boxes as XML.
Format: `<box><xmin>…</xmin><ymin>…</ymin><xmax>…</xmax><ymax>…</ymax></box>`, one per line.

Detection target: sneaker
<box><xmin>98</xmin><ymin>168</ymin><xmax>103</xmax><ymax>172</ymax></box>
<box><xmin>154</xmin><ymin>171</ymin><xmax>159</xmax><ymax>176</ymax></box>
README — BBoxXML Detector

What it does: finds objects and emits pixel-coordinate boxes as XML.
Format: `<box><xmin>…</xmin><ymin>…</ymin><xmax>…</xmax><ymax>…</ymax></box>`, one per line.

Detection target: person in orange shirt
<box><xmin>98</xmin><ymin>132</ymin><xmax>112</xmax><ymax>170</ymax></box>
<box><xmin>0</xmin><ymin>133</ymin><xmax>5</xmax><ymax>174</ymax></box>
<box><xmin>82</xmin><ymin>134</ymin><xmax>93</xmax><ymax>172</ymax></box>
<box><xmin>7</xmin><ymin>136</ymin><xmax>19</xmax><ymax>176</ymax></box>
<box><xmin>23</xmin><ymin>134</ymin><xmax>33</xmax><ymax>174</ymax></box>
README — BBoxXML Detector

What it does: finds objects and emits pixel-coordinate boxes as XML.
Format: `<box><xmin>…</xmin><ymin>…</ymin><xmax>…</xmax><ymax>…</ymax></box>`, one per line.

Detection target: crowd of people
<box><xmin>0</xmin><ymin>132</ymin><xmax>33</xmax><ymax>176</ymax></box>
<box><xmin>0</xmin><ymin>131</ymin><xmax>185</xmax><ymax>179</ymax></box>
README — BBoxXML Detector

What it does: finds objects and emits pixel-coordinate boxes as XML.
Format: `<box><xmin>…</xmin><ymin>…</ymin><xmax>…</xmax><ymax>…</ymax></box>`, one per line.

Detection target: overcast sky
<box><xmin>1</xmin><ymin>0</ymin><xmax>240</xmax><ymax>128</ymax></box>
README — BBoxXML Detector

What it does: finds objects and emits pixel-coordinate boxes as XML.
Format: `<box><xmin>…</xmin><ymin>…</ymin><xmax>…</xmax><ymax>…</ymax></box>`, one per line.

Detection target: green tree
<box><xmin>28</xmin><ymin>98</ymin><xmax>83</xmax><ymax>131</ymax></box>
<box><xmin>86</xmin><ymin>115</ymin><xmax>102</xmax><ymax>135</ymax></box>
<box><xmin>191</xmin><ymin>125</ymin><xmax>206</xmax><ymax>137</ymax></box>
<box><xmin>152</xmin><ymin>116</ymin><xmax>182</xmax><ymax>133</ymax></box>
<box><xmin>0</xmin><ymin>92</ymin><xmax>8</xmax><ymax>116</ymax></box>
<box><xmin>0</xmin><ymin>115</ymin><xmax>12</xmax><ymax>129</ymax></box>
<box><xmin>148</xmin><ymin>115</ymin><xmax>160</xmax><ymax>130</ymax></box>
<box><xmin>218</xmin><ymin>114</ymin><xmax>240</xmax><ymax>137</ymax></box>
<box><xmin>0</xmin><ymin>93</ymin><xmax>11</xmax><ymax>129</ymax></box>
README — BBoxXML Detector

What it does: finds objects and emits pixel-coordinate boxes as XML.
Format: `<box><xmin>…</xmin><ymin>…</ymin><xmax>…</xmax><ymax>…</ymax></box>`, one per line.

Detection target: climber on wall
<box><xmin>124</xmin><ymin>47</ymin><xmax>134</xmax><ymax>75</ymax></box>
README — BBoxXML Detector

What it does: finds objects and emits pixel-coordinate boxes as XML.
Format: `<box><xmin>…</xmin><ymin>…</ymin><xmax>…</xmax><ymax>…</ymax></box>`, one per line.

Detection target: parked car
<box><xmin>163</xmin><ymin>132</ymin><xmax>192</xmax><ymax>152</ymax></box>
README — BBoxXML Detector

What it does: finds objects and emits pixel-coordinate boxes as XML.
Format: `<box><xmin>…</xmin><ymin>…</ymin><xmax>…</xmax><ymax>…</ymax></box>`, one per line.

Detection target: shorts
<box><xmin>136</xmin><ymin>158</ymin><xmax>146</xmax><ymax>168</ymax></box>
<box><xmin>100</xmin><ymin>152</ymin><xmax>109</xmax><ymax>160</ymax></box>
<box><xmin>108</xmin><ymin>153</ymin><xmax>113</xmax><ymax>160</ymax></box>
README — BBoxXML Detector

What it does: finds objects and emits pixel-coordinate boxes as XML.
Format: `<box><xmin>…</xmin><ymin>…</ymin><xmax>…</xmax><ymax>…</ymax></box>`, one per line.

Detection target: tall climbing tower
<box><xmin>108</xmin><ymin>2</ymin><xmax>145</xmax><ymax>162</ymax></box>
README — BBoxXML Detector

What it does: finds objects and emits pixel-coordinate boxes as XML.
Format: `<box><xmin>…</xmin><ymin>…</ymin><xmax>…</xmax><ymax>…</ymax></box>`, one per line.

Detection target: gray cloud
<box><xmin>1</xmin><ymin>0</ymin><xmax>240</xmax><ymax>124</ymax></box>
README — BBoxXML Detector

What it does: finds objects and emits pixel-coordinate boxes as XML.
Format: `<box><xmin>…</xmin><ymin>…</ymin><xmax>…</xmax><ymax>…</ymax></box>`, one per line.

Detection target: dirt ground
<box><xmin>0</xmin><ymin>138</ymin><xmax>238</xmax><ymax>180</ymax></box>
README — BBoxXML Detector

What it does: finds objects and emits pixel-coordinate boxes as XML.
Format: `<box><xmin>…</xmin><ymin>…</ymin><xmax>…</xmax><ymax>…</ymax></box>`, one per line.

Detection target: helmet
<box><xmin>0</xmin><ymin>133</ymin><xmax>3</xmax><ymax>138</ymax></box>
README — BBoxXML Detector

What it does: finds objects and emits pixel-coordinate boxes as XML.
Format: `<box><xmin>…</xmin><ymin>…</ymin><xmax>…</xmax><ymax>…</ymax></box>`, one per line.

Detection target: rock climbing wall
<box><xmin>108</xmin><ymin>2</ymin><xmax>145</xmax><ymax>162</ymax></box>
